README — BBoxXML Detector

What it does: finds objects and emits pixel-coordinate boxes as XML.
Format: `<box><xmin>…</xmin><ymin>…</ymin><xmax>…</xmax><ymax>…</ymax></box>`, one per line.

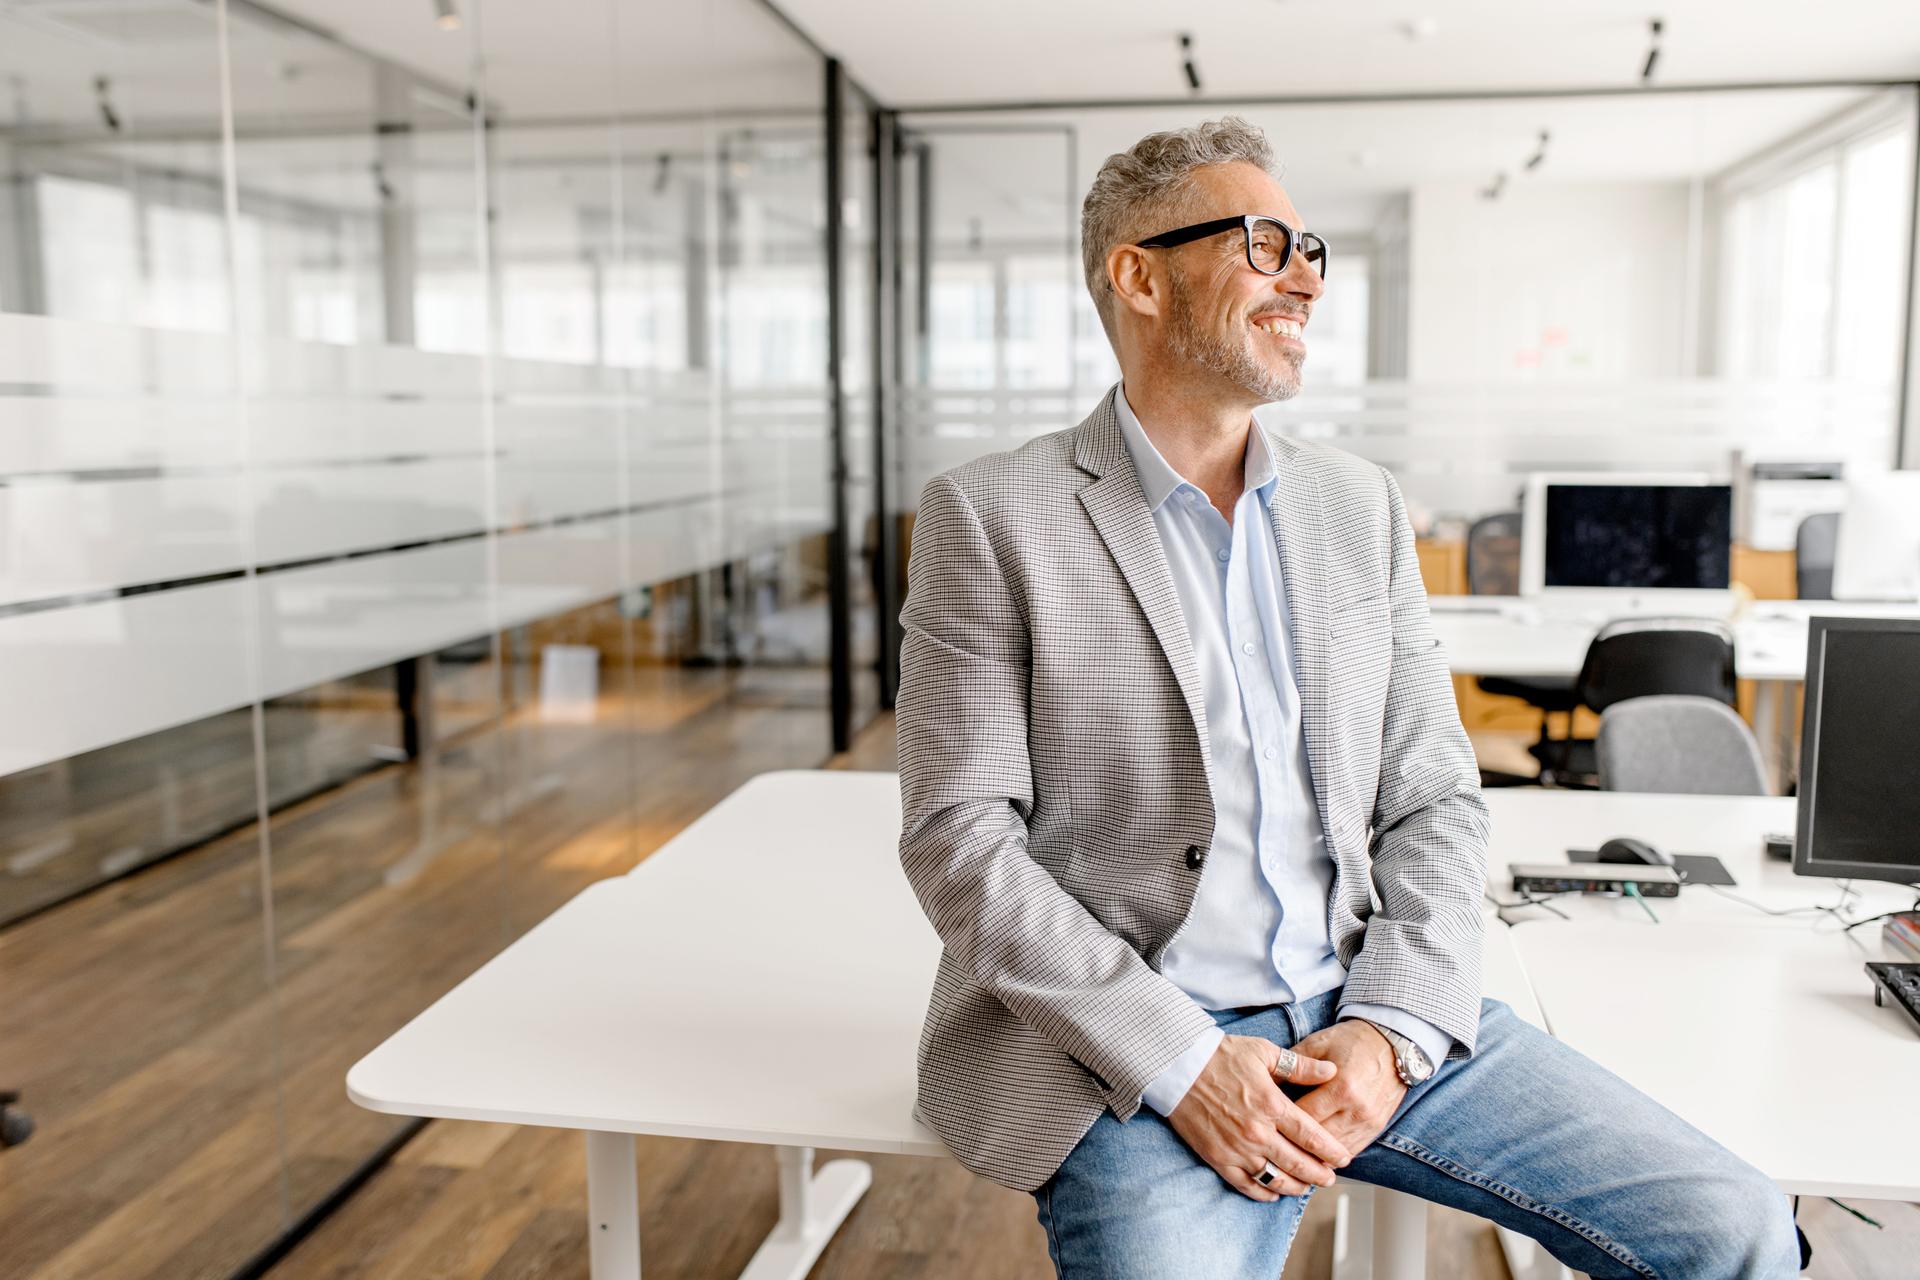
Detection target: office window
<box><xmin>1719</xmin><ymin>117</ymin><xmax>1911</xmax><ymax>387</ymax></box>
<box><xmin>929</xmin><ymin>259</ymin><xmax>995</xmax><ymax>388</ymax></box>
<box><xmin>1005</xmin><ymin>255</ymin><xmax>1072</xmax><ymax>388</ymax></box>
<box><xmin>1835</xmin><ymin>128</ymin><xmax>1910</xmax><ymax>386</ymax></box>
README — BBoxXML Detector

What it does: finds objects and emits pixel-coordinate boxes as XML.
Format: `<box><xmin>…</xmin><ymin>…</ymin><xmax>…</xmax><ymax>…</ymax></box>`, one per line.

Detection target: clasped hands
<box><xmin>1165</xmin><ymin>1020</ymin><xmax>1405</xmax><ymax>1201</ymax></box>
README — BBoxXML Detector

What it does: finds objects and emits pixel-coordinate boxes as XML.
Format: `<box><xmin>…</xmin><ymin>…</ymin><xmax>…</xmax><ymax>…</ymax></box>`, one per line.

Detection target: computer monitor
<box><xmin>1518</xmin><ymin>473</ymin><xmax>1733</xmax><ymax>597</ymax></box>
<box><xmin>1831</xmin><ymin>471</ymin><xmax>1920</xmax><ymax>602</ymax></box>
<box><xmin>1794</xmin><ymin>616</ymin><xmax>1920</xmax><ymax>885</ymax></box>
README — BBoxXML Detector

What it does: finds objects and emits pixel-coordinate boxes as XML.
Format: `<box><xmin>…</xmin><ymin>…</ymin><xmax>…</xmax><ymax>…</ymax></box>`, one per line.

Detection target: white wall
<box><xmin>1408</xmin><ymin>181</ymin><xmax>1695</xmax><ymax>382</ymax></box>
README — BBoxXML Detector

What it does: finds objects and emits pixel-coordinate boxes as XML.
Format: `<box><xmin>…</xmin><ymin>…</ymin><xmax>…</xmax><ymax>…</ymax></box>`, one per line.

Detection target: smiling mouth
<box><xmin>1251</xmin><ymin>316</ymin><xmax>1305</xmax><ymax>340</ymax></box>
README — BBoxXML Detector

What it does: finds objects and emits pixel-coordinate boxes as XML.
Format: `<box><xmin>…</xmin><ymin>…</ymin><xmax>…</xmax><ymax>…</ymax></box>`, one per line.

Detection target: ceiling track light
<box><xmin>1641</xmin><ymin>17</ymin><xmax>1663</xmax><ymax>83</ymax></box>
<box><xmin>1524</xmin><ymin>129</ymin><xmax>1550</xmax><ymax>172</ymax></box>
<box><xmin>433</xmin><ymin>0</ymin><xmax>462</xmax><ymax>32</ymax></box>
<box><xmin>1179</xmin><ymin>33</ymin><xmax>1202</xmax><ymax>94</ymax></box>
<box><xmin>93</xmin><ymin>75</ymin><xmax>119</xmax><ymax>134</ymax></box>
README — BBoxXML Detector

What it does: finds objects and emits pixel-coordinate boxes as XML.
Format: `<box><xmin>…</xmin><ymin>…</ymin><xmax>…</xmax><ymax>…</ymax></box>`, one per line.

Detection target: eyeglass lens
<box><xmin>1247</xmin><ymin>218</ymin><xmax>1328</xmax><ymax>278</ymax></box>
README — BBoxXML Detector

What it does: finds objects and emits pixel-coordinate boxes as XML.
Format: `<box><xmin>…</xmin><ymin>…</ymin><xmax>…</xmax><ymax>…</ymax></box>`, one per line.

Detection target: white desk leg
<box><xmin>1373</xmin><ymin>1186</ymin><xmax>1427</xmax><ymax>1280</ymax></box>
<box><xmin>737</xmin><ymin>1146</ymin><xmax>872</xmax><ymax>1280</ymax></box>
<box><xmin>586</xmin><ymin>1131</ymin><xmax>641</xmax><ymax>1279</ymax></box>
<box><xmin>1332</xmin><ymin>1182</ymin><xmax>1374</xmax><ymax>1280</ymax></box>
<box><xmin>1331</xmin><ymin>1183</ymin><xmax>1426</xmax><ymax>1280</ymax></box>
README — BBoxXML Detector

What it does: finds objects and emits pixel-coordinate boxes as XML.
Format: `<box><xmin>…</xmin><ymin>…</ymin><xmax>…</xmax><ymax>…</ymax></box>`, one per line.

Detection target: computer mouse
<box><xmin>1596</xmin><ymin>836</ymin><xmax>1673</xmax><ymax>867</ymax></box>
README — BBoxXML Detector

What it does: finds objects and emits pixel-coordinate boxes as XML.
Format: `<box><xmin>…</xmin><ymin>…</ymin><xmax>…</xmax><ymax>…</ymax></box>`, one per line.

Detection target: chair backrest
<box><xmin>1466</xmin><ymin>512</ymin><xmax>1522</xmax><ymax>595</ymax></box>
<box><xmin>1796</xmin><ymin>511</ymin><xmax>1841</xmax><ymax>601</ymax></box>
<box><xmin>1575</xmin><ymin>617</ymin><xmax>1737</xmax><ymax>713</ymax></box>
<box><xmin>1597</xmin><ymin>695</ymin><xmax>1769</xmax><ymax>796</ymax></box>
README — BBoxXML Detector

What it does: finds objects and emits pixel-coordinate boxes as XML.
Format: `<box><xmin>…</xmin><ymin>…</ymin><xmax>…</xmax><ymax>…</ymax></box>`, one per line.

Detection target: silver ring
<box><xmin>1272</xmin><ymin>1047</ymin><xmax>1298</xmax><ymax>1081</ymax></box>
<box><xmin>1256</xmin><ymin>1160</ymin><xmax>1279</xmax><ymax>1188</ymax></box>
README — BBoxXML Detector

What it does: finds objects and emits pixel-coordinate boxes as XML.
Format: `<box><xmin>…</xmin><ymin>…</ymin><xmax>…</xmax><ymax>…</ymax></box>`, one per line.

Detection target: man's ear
<box><xmin>1107</xmin><ymin>243</ymin><xmax>1161</xmax><ymax>322</ymax></box>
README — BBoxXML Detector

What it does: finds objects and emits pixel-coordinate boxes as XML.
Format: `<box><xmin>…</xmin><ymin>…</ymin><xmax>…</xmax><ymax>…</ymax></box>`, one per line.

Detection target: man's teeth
<box><xmin>1254</xmin><ymin>317</ymin><xmax>1304</xmax><ymax>339</ymax></box>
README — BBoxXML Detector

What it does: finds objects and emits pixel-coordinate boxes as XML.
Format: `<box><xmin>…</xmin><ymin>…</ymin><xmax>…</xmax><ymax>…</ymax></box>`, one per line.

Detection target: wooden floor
<box><xmin>0</xmin><ymin>662</ymin><xmax>834</xmax><ymax>1280</ymax></box>
<box><xmin>5</xmin><ymin>688</ymin><xmax>1912</xmax><ymax>1280</ymax></box>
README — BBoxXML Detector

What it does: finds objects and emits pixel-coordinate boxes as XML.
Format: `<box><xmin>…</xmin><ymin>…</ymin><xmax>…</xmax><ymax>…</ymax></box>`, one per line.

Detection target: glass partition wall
<box><xmin>0</xmin><ymin>2</ymin><xmax>888</xmax><ymax>1277</ymax></box>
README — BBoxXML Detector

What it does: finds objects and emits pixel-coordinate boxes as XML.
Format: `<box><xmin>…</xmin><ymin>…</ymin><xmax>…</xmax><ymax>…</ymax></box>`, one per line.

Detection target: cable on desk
<box><xmin>1833</xmin><ymin>889</ymin><xmax>1920</xmax><ymax>935</ymax></box>
<box><xmin>1706</xmin><ymin>885</ymin><xmax>1848</xmax><ymax>922</ymax></box>
<box><xmin>1485</xmin><ymin>888</ymin><xmax>1573</xmax><ymax>923</ymax></box>
<box><xmin>1623</xmin><ymin>881</ymin><xmax>1660</xmax><ymax>924</ymax></box>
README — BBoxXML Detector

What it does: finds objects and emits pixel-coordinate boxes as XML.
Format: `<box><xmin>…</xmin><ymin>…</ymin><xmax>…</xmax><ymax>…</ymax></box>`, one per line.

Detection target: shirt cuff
<box><xmin>1141</xmin><ymin>1025</ymin><xmax>1225</xmax><ymax>1116</ymax></box>
<box><xmin>1338</xmin><ymin>1002</ymin><xmax>1453</xmax><ymax>1073</ymax></box>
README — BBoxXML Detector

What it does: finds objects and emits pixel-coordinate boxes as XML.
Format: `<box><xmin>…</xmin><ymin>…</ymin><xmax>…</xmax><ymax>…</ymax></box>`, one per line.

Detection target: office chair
<box><xmin>1796</xmin><ymin>511</ymin><xmax>1840</xmax><ymax>601</ymax></box>
<box><xmin>1536</xmin><ymin>618</ymin><xmax>1739</xmax><ymax>787</ymax></box>
<box><xmin>1597</xmin><ymin>695</ymin><xmax>1768</xmax><ymax>796</ymax></box>
<box><xmin>1466</xmin><ymin>512</ymin><xmax>1581</xmax><ymax>786</ymax></box>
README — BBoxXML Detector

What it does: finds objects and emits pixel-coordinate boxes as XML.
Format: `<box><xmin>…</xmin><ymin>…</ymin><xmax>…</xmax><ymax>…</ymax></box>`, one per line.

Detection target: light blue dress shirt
<box><xmin>1109</xmin><ymin>383</ymin><xmax>1452</xmax><ymax>1116</ymax></box>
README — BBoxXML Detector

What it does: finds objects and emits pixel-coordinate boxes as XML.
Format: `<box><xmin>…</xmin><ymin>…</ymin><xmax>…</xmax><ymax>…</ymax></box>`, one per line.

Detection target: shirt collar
<box><xmin>1112</xmin><ymin>380</ymin><xmax>1278</xmax><ymax>512</ymax></box>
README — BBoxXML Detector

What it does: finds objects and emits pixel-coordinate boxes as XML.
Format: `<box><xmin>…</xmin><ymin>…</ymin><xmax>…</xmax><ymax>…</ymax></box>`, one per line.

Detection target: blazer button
<box><xmin>1185</xmin><ymin>844</ymin><xmax>1204</xmax><ymax>869</ymax></box>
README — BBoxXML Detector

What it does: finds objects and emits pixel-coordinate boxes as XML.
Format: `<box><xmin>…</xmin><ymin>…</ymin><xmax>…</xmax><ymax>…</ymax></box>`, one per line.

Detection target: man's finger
<box><xmin>1220</xmin><ymin>1164</ymin><xmax>1281</xmax><ymax>1203</ymax></box>
<box><xmin>1273</xmin><ymin>1100</ymin><xmax>1353</xmax><ymax>1168</ymax></box>
<box><xmin>1264</xmin><ymin>1134</ymin><xmax>1339</xmax><ymax>1188</ymax></box>
<box><xmin>1274</xmin><ymin>1048</ymin><xmax>1338</xmax><ymax>1086</ymax></box>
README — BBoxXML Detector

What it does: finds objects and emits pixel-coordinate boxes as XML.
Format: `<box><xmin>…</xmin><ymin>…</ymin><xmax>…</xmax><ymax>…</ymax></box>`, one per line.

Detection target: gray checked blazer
<box><xmin>895</xmin><ymin>385</ymin><xmax>1491</xmax><ymax>1193</ymax></box>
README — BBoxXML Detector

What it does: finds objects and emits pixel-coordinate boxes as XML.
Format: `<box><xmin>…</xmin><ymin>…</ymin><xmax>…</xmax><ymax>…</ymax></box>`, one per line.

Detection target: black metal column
<box><xmin>824</xmin><ymin>58</ymin><xmax>854</xmax><ymax>752</ymax></box>
<box><xmin>874</xmin><ymin>110</ymin><xmax>903</xmax><ymax>709</ymax></box>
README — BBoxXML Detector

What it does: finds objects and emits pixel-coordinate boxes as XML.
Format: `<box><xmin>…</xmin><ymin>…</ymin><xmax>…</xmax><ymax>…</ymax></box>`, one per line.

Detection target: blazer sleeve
<box><xmin>896</xmin><ymin>471</ymin><xmax>1218</xmax><ymax>1120</ymax></box>
<box><xmin>1336</xmin><ymin>468</ymin><xmax>1491</xmax><ymax>1058</ymax></box>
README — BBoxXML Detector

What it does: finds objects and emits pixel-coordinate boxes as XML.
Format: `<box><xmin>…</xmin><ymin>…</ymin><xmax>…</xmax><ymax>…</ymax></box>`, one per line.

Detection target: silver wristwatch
<box><xmin>1356</xmin><ymin>1019</ymin><xmax>1434</xmax><ymax>1087</ymax></box>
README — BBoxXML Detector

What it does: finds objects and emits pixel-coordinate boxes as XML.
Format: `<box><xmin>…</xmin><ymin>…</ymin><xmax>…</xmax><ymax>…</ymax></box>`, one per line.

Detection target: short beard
<box><xmin>1163</xmin><ymin>263</ymin><xmax>1303</xmax><ymax>403</ymax></box>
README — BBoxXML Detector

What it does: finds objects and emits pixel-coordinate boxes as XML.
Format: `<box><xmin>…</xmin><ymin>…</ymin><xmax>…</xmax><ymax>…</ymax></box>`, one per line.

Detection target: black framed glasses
<box><xmin>1136</xmin><ymin>214</ymin><xmax>1329</xmax><ymax>280</ymax></box>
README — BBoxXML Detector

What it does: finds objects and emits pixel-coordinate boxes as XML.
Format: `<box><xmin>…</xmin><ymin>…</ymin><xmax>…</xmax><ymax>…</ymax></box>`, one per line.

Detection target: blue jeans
<box><xmin>1034</xmin><ymin>989</ymin><xmax>1798</xmax><ymax>1279</ymax></box>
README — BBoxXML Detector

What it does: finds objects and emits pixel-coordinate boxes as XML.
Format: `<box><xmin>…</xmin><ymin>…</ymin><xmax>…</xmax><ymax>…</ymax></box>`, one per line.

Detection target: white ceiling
<box><xmin>784</xmin><ymin>0</ymin><xmax>1920</xmax><ymax>108</ymax></box>
<box><xmin>5</xmin><ymin>0</ymin><xmax>1913</xmax><ymax>128</ymax></box>
<box><xmin>910</xmin><ymin>87</ymin><xmax>1887</xmax><ymax>243</ymax></box>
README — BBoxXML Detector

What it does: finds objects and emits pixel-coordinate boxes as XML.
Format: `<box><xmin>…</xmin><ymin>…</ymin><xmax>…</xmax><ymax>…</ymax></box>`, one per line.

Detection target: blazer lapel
<box><xmin>1264</xmin><ymin>431</ymin><xmax>1340</xmax><ymax>839</ymax></box>
<box><xmin>1072</xmin><ymin>391</ymin><xmax>1213</xmax><ymax>776</ymax></box>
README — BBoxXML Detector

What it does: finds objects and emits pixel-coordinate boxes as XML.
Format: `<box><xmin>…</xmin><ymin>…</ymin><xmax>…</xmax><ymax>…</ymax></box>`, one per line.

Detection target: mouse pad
<box><xmin>1565</xmin><ymin>850</ymin><xmax>1737</xmax><ymax>887</ymax></box>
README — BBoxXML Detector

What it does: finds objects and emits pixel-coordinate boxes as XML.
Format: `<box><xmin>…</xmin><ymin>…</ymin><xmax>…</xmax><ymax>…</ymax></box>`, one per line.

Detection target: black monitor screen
<box><xmin>1543</xmin><ymin>484</ymin><xmax>1732</xmax><ymax>589</ymax></box>
<box><xmin>1798</xmin><ymin>622</ymin><xmax>1920</xmax><ymax>883</ymax></box>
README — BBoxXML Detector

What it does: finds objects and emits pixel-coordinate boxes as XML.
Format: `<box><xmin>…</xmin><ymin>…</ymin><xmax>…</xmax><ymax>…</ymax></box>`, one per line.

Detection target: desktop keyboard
<box><xmin>1866</xmin><ymin>963</ymin><xmax>1920</xmax><ymax>1036</ymax></box>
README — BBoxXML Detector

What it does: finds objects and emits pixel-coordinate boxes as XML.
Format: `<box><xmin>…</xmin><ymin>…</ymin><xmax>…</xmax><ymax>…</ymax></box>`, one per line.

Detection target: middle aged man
<box><xmin>894</xmin><ymin>117</ymin><xmax>1798</xmax><ymax>1278</ymax></box>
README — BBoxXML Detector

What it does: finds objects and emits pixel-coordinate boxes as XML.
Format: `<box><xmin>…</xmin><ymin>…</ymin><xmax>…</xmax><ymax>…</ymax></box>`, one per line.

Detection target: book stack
<box><xmin>1885</xmin><ymin>911</ymin><xmax>1920</xmax><ymax>963</ymax></box>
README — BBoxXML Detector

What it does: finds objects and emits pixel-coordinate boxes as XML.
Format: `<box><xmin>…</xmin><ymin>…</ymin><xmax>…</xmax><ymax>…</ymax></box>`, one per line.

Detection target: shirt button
<box><xmin>1263</xmin><ymin>746</ymin><xmax>1278</xmax><ymax>760</ymax></box>
<box><xmin>1185</xmin><ymin>844</ymin><xmax>1204</xmax><ymax>869</ymax></box>
<box><xmin>1242</xmin><ymin>641</ymin><xmax>1256</xmax><ymax>655</ymax></box>
<box><xmin>1215</xmin><ymin>548</ymin><xmax>1229</xmax><ymax>562</ymax></box>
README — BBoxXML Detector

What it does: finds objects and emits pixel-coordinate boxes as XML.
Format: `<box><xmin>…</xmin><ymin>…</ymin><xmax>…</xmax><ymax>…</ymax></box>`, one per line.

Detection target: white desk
<box><xmin>1431</xmin><ymin>597</ymin><xmax>1920</xmax><ymax>785</ymax></box>
<box><xmin>1432</xmin><ymin>596</ymin><xmax>1920</xmax><ymax>681</ymax></box>
<box><xmin>349</xmin><ymin>771</ymin><xmax>940</xmax><ymax>1280</ymax></box>
<box><xmin>1484</xmin><ymin>790</ymin><xmax>1920</xmax><ymax>1202</ymax></box>
<box><xmin>348</xmin><ymin>771</ymin><xmax>1537</xmax><ymax>1280</ymax></box>
<box><xmin>1515</xmin><ymin>923</ymin><xmax>1920</xmax><ymax>1200</ymax></box>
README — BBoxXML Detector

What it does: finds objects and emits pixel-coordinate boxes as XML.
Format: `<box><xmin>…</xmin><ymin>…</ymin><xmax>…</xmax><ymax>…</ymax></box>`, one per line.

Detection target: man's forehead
<box><xmin>1189</xmin><ymin>161</ymin><xmax>1301</xmax><ymax>226</ymax></box>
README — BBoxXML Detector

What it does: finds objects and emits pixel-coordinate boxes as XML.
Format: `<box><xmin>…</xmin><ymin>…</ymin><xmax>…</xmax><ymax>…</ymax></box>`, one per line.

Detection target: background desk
<box><xmin>1431</xmin><ymin>597</ymin><xmax>1920</xmax><ymax>782</ymax></box>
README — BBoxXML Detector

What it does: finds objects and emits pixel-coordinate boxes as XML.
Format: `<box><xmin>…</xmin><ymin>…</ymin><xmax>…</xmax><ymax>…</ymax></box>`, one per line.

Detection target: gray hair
<box><xmin>1080</xmin><ymin>116</ymin><xmax>1279</xmax><ymax>343</ymax></box>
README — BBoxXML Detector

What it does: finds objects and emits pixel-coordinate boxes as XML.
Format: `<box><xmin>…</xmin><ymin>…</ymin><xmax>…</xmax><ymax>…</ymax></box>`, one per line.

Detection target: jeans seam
<box><xmin>1375</xmin><ymin>1131</ymin><xmax>1659</xmax><ymax>1279</ymax></box>
<box><xmin>1040</xmin><ymin>1182</ymin><xmax>1065</xmax><ymax>1277</ymax></box>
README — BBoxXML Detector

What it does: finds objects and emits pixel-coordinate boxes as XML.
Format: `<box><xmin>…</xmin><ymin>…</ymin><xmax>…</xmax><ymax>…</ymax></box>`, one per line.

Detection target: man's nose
<box><xmin>1278</xmin><ymin>252</ymin><xmax>1323</xmax><ymax>303</ymax></box>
